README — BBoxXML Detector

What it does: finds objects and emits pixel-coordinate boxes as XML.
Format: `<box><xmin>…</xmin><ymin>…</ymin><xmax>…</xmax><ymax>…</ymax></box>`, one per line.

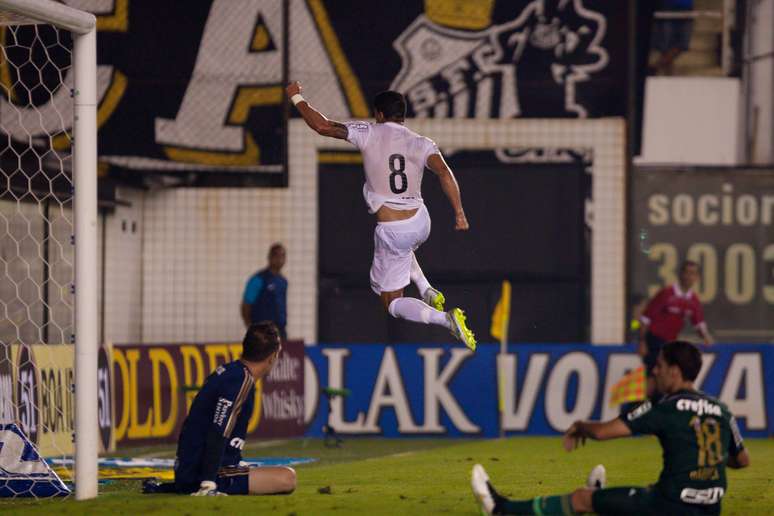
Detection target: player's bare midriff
<box><xmin>375</xmin><ymin>205</ymin><xmax>418</xmax><ymax>222</ymax></box>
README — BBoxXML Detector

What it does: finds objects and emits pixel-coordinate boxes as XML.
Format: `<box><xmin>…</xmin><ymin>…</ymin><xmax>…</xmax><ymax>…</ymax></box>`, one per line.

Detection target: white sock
<box><xmin>388</xmin><ymin>297</ymin><xmax>450</xmax><ymax>329</ymax></box>
<box><xmin>410</xmin><ymin>253</ymin><xmax>432</xmax><ymax>297</ymax></box>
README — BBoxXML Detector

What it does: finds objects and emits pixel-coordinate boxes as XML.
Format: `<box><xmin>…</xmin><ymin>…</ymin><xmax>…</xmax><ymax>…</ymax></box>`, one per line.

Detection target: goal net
<box><xmin>0</xmin><ymin>0</ymin><xmax>97</xmax><ymax>500</ymax></box>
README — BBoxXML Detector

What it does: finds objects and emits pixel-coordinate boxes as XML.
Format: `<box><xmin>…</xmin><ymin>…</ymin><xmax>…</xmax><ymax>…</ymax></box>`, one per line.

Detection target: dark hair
<box><xmin>242</xmin><ymin>321</ymin><xmax>281</xmax><ymax>362</ymax></box>
<box><xmin>679</xmin><ymin>260</ymin><xmax>699</xmax><ymax>273</ymax></box>
<box><xmin>661</xmin><ymin>340</ymin><xmax>702</xmax><ymax>381</ymax></box>
<box><xmin>373</xmin><ymin>90</ymin><xmax>406</xmax><ymax>121</ymax></box>
<box><xmin>268</xmin><ymin>243</ymin><xmax>285</xmax><ymax>255</ymax></box>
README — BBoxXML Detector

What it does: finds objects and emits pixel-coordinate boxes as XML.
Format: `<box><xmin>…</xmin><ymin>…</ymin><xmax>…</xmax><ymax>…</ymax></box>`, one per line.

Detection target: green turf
<box><xmin>3</xmin><ymin>437</ymin><xmax>773</xmax><ymax>515</ymax></box>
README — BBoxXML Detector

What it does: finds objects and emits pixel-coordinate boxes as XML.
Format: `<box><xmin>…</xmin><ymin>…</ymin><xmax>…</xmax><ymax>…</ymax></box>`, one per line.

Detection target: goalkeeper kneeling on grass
<box><xmin>143</xmin><ymin>321</ymin><xmax>296</xmax><ymax>496</ymax></box>
<box><xmin>472</xmin><ymin>340</ymin><xmax>749</xmax><ymax>515</ymax></box>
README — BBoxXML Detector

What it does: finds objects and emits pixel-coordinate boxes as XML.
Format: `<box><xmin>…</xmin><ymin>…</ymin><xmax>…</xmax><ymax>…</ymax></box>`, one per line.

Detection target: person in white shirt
<box><xmin>287</xmin><ymin>81</ymin><xmax>475</xmax><ymax>350</ymax></box>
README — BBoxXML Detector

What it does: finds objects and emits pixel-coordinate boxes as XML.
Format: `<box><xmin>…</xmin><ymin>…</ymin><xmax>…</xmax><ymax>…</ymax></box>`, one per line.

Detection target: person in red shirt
<box><xmin>638</xmin><ymin>260</ymin><xmax>713</xmax><ymax>398</ymax></box>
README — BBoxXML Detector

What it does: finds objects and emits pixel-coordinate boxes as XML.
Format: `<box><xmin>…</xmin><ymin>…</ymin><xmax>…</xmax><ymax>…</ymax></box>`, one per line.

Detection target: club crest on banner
<box><xmin>391</xmin><ymin>0</ymin><xmax>608</xmax><ymax>118</ymax></box>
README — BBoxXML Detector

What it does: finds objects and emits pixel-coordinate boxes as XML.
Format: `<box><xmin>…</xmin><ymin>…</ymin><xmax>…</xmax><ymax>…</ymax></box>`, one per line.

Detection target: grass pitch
<box><xmin>5</xmin><ymin>437</ymin><xmax>773</xmax><ymax>515</ymax></box>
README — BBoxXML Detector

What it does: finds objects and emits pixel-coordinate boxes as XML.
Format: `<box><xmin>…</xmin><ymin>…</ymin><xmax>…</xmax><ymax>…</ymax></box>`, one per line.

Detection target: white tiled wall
<box><xmin>140</xmin><ymin>184</ymin><xmax>315</xmax><ymax>344</ymax></box>
<box><xmin>102</xmin><ymin>188</ymin><xmax>144</xmax><ymax>344</ymax></box>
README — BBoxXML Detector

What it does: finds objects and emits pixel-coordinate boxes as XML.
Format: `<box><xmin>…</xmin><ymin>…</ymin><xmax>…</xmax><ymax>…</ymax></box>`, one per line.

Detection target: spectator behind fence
<box><xmin>651</xmin><ymin>0</ymin><xmax>694</xmax><ymax>75</ymax></box>
<box><xmin>241</xmin><ymin>243</ymin><xmax>287</xmax><ymax>340</ymax></box>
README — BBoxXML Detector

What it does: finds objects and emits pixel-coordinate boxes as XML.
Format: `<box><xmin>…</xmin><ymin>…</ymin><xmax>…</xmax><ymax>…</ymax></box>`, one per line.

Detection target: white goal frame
<box><xmin>289</xmin><ymin>118</ymin><xmax>626</xmax><ymax>344</ymax></box>
<box><xmin>0</xmin><ymin>0</ymin><xmax>98</xmax><ymax>500</ymax></box>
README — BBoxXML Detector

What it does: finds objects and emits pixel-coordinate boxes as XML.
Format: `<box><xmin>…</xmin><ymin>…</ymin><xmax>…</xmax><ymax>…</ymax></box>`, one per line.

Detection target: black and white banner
<box><xmin>0</xmin><ymin>1</ymin><xmax>630</xmax><ymax>184</ymax></box>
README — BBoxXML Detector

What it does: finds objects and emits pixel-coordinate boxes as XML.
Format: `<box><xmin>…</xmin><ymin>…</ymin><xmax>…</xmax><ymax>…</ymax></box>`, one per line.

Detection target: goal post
<box><xmin>0</xmin><ymin>0</ymin><xmax>98</xmax><ymax>500</ymax></box>
<box><xmin>72</xmin><ymin>19</ymin><xmax>98</xmax><ymax>503</ymax></box>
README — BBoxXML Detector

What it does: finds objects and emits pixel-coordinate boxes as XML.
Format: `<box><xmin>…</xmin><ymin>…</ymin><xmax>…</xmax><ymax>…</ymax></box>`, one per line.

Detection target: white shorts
<box><xmin>370</xmin><ymin>205</ymin><xmax>431</xmax><ymax>295</ymax></box>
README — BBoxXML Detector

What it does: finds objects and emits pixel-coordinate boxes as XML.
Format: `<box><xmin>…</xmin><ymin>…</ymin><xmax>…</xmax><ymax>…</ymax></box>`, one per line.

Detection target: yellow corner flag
<box><xmin>492</xmin><ymin>280</ymin><xmax>512</xmax><ymax>430</ymax></box>
<box><xmin>490</xmin><ymin>280</ymin><xmax>511</xmax><ymax>343</ymax></box>
<box><xmin>609</xmin><ymin>366</ymin><xmax>646</xmax><ymax>407</ymax></box>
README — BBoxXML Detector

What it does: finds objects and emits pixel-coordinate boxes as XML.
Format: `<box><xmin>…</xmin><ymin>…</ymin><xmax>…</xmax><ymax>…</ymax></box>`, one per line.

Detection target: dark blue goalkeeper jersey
<box><xmin>174</xmin><ymin>360</ymin><xmax>255</xmax><ymax>488</ymax></box>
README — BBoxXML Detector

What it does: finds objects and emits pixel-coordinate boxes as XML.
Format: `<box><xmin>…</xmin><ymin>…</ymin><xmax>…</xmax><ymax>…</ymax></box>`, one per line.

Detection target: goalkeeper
<box><xmin>144</xmin><ymin>321</ymin><xmax>296</xmax><ymax>496</ymax></box>
<box><xmin>472</xmin><ymin>341</ymin><xmax>749</xmax><ymax>515</ymax></box>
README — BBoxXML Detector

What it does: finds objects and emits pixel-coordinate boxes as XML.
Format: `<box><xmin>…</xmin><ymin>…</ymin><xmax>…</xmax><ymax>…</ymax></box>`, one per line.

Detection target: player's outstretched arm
<box><xmin>697</xmin><ymin>324</ymin><xmax>714</xmax><ymax>346</ymax></box>
<box><xmin>193</xmin><ymin>426</ymin><xmax>231</xmax><ymax>495</ymax></box>
<box><xmin>194</xmin><ymin>374</ymin><xmax>252</xmax><ymax>495</ymax></box>
<box><xmin>562</xmin><ymin>418</ymin><xmax>632</xmax><ymax>451</ymax></box>
<box><xmin>286</xmin><ymin>81</ymin><xmax>348</xmax><ymax>139</ymax></box>
<box><xmin>426</xmin><ymin>153</ymin><xmax>468</xmax><ymax>230</ymax></box>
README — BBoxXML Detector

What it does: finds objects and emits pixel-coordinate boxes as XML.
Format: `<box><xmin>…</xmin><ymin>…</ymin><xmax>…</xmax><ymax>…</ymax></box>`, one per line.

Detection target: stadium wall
<box><xmin>139</xmin><ymin>187</ymin><xmax>316</xmax><ymax>344</ymax></box>
<box><xmin>304</xmin><ymin>343</ymin><xmax>773</xmax><ymax>438</ymax></box>
<box><xmin>99</xmin><ymin>118</ymin><xmax>625</xmax><ymax>345</ymax></box>
<box><xmin>99</xmin><ymin>183</ymin><xmax>317</xmax><ymax>345</ymax></box>
<box><xmin>102</xmin><ymin>188</ymin><xmax>144</xmax><ymax>344</ymax></box>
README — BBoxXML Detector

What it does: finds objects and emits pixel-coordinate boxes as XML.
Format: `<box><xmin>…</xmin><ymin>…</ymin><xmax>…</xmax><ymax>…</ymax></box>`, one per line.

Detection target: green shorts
<box><xmin>592</xmin><ymin>486</ymin><xmax>721</xmax><ymax>516</ymax></box>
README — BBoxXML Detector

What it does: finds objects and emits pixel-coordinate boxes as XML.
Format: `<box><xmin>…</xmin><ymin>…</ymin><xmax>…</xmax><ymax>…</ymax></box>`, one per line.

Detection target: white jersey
<box><xmin>345</xmin><ymin>121</ymin><xmax>439</xmax><ymax>213</ymax></box>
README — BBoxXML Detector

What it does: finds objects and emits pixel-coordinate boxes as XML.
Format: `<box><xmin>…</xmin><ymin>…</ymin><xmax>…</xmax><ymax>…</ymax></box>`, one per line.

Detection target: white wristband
<box><xmin>290</xmin><ymin>94</ymin><xmax>305</xmax><ymax>106</ymax></box>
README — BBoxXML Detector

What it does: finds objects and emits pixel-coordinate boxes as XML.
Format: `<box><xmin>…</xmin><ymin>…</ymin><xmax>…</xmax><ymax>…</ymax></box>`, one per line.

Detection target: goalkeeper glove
<box><xmin>191</xmin><ymin>480</ymin><xmax>226</xmax><ymax>496</ymax></box>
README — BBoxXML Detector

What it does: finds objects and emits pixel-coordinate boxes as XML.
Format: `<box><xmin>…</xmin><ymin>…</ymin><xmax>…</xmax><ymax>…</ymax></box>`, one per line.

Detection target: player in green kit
<box><xmin>471</xmin><ymin>340</ymin><xmax>750</xmax><ymax>515</ymax></box>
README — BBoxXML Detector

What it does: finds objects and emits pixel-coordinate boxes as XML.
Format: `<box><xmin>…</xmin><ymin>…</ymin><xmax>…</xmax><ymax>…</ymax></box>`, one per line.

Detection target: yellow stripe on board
<box><xmin>165</xmin><ymin>85</ymin><xmax>284</xmax><ymax>166</ymax></box>
<box><xmin>0</xmin><ymin>27</ymin><xmax>16</xmax><ymax>102</ymax></box>
<box><xmin>247</xmin><ymin>380</ymin><xmax>264</xmax><ymax>433</ymax></box>
<box><xmin>229</xmin><ymin>86</ymin><xmax>283</xmax><ymax>124</ymax></box>
<box><xmin>52</xmin><ymin>70</ymin><xmax>128</xmax><ymax>151</ymax></box>
<box><xmin>165</xmin><ymin>134</ymin><xmax>261</xmax><ymax>166</ymax></box>
<box><xmin>53</xmin><ymin>467</ymin><xmax>174</xmax><ymax>481</ymax></box>
<box><xmin>307</xmin><ymin>0</ymin><xmax>369</xmax><ymax>117</ymax></box>
<box><xmin>318</xmin><ymin>152</ymin><xmax>363</xmax><ymax>164</ymax></box>
<box><xmin>252</xmin><ymin>23</ymin><xmax>271</xmax><ymax>51</ymax></box>
<box><xmin>96</xmin><ymin>0</ymin><xmax>129</xmax><ymax>32</ymax></box>
<box><xmin>98</xmin><ymin>70</ymin><xmax>129</xmax><ymax>127</ymax></box>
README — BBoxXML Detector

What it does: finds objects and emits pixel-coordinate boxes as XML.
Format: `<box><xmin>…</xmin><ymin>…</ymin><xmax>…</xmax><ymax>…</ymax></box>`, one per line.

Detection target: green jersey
<box><xmin>621</xmin><ymin>389</ymin><xmax>745</xmax><ymax>508</ymax></box>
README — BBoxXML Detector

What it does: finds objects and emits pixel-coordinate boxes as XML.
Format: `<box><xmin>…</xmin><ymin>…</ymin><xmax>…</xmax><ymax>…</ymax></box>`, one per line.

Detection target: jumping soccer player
<box><xmin>287</xmin><ymin>81</ymin><xmax>476</xmax><ymax>349</ymax></box>
<box><xmin>472</xmin><ymin>340</ymin><xmax>749</xmax><ymax>515</ymax></box>
<box><xmin>143</xmin><ymin>321</ymin><xmax>296</xmax><ymax>496</ymax></box>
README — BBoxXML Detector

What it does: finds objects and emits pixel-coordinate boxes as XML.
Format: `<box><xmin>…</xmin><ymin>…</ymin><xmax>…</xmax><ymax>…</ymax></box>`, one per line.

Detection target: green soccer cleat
<box><xmin>448</xmin><ymin>308</ymin><xmax>476</xmax><ymax>351</ymax></box>
<box><xmin>423</xmin><ymin>287</ymin><xmax>446</xmax><ymax>311</ymax></box>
